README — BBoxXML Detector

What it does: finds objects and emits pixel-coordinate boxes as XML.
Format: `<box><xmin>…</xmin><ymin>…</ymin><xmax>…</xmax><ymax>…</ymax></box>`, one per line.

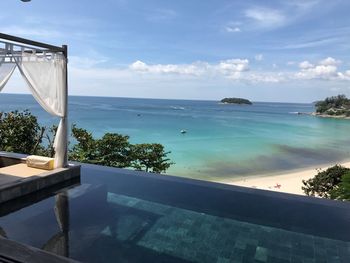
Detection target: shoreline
<box><xmin>297</xmin><ymin>111</ymin><xmax>350</xmax><ymax>120</ymax></box>
<box><xmin>220</xmin><ymin>161</ymin><xmax>350</xmax><ymax>196</ymax></box>
<box><xmin>311</xmin><ymin>112</ymin><xmax>350</xmax><ymax>119</ymax></box>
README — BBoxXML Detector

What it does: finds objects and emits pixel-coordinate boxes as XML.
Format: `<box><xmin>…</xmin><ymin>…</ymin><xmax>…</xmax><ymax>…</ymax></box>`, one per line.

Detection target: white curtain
<box><xmin>0</xmin><ymin>47</ymin><xmax>16</xmax><ymax>92</ymax></box>
<box><xmin>13</xmin><ymin>52</ymin><xmax>68</xmax><ymax>168</ymax></box>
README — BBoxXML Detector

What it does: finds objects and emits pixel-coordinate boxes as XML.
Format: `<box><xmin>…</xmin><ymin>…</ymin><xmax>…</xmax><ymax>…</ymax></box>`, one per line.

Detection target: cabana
<box><xmin>0</xmin><ymin>33</ymin><xmax>80</xmax><ymax>203</ymax></box>
<box><xmin>0</xmin><ymin>33</ymin><xmax>68</xmax><ymax>168</ymax></box>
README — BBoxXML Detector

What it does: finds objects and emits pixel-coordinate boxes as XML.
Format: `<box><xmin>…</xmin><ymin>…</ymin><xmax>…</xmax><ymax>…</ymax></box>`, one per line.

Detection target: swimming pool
<box><xmin>0</xmin><ymin>163</ymin><xmax>349</xmax><ymax>262</ymax></box>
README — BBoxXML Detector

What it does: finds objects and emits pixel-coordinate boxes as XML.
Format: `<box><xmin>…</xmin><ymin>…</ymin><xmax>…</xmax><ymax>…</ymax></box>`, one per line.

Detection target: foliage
<box><xmin>41</xmin><ymin>125</ymin><xmax>58</xmax><ymax>158</ymax></box>
<box><xmin>221</xmin><ymin>97</ymin><xmax>252</xmax><ymax>105</ymax></box>
<box><xmin>69</xmin><ymin>125</ymin><xmax>173</xmax><ymax>173</ymax></box>
<box><xmin>131</xmin><ymin>143</ymin><xmax>173</xmax><ymax>173</ymax></box>
<box><xmin>302</xmin><ymin>165</ymin><xmax>350</xmax><ymax>198</ymax></box>
<box><xmin>0</xmin><ymin>110</ymin><xmax>173</xmax><ymax>173</ymax></box>
<box><xmin>0</xmin><ymin>110</ymin><xmax>45</xmax><ymax>155</ymax></box>
<box><xmin>70</xmin><ymin>125</ymin><xmax>132</xmax><ymax>167</ymax></box>
<box><xmin>69</xmin><ymin>125</ymin><xmax>97</xmax><ymax>163</ymax></box>
<box><xmin>315</xmin><ymin>94</ymin><xmax>350</xmax><ymax>116</ymax></box>
<box><xmin>330</xmin><ymin>172</ymin><xmax>350</xmax><ymax>201</ymax></box>
<box><xmin>96</xmin><ymin>133</ymin><xmax>131</xmax><ymax>168</ymax></box>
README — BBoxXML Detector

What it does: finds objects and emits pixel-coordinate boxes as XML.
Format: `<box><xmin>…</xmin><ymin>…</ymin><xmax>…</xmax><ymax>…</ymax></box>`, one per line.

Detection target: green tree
<box><xmin>330</xmin><ymin>172</ymin><xmax>350</xmax><ymax>201</ymax></box>
<box><xmin>96</xmin><ymin>133</ymin><xmax>131</xmax><ymax>168</ymax></box>
<box><xmin>41</xmin><ymin>125</ymin><xmax>58</xmax><ymax>158</ymax></box>
<box><xmin>302</xmin><ymin>165</ymin><xmax>350</xmax><ymax>198</ymax></box>
<box><xmin>69</xmin><ymin>126</ymin><xmax>173</xmax><ymax>173</ymax></box>
<box><xmin>0</xmin><ymin>110</ymin><xmax>45</xmax><ymax>154</ymax></box>
<box><xmin>69</xmin><ymin>126</ymin><xmax>131</xmax><ymax>167</ymax></box>
<box><xmin>131</xmin><ymin>143</ymin><xmax>173</xmax><ymax>173</ymax></box>
<box><xmin>69</xmin><ymin>125</ymin><xmax>98</xmax><ymax>164</ymax></box>
<box><xmin>0</xmin><ymin>110</ymin><xmax>173</xmax><ymax>174</ymax></box>
<box><xmin>315</xmin><ymin>94</ymin><xmax>350</xmax><ymax>115</ymax></box>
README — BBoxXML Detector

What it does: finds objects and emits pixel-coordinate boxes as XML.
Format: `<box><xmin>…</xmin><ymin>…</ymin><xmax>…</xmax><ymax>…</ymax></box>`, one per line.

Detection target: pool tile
<box><xmin>65</xmin><ymin>193</ymin><xmax>350</xmax><ymax>262</ymax></box>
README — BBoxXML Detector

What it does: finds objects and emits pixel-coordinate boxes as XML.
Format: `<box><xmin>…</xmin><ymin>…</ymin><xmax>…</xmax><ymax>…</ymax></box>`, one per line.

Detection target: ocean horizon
<box><xmin>1</xmin><ymin>93</ymin><xmax>350</xmax><ymax>181</ymax></box>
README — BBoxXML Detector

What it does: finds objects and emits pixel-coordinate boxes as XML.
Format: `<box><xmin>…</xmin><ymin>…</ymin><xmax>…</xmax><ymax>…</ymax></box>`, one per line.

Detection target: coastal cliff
<box><xmin>314</xmin><ymin>95</ymin><xmax>350</xmax><ymax>119</ymax></box>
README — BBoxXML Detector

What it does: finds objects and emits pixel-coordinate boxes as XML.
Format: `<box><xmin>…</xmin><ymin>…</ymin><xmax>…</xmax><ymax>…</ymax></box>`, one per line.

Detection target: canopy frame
<box><xmin>0</xmin><ymin>33</ymin><xmax>69</xmax><ymax>168</ymax></box>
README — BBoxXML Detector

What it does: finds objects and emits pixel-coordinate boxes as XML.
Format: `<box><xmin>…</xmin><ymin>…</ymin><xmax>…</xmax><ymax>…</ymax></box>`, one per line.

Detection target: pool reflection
<box><xmin>0</xmin><ymin>164</ymin><xmax>349</xmax><ymax>263</ymax></box>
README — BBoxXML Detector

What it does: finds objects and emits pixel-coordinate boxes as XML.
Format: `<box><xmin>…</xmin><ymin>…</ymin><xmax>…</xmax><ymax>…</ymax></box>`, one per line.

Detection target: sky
<box><xmin>2</xmin><ymin>0</ymin><xmax>350</xmax><ymax>102</ymax></box>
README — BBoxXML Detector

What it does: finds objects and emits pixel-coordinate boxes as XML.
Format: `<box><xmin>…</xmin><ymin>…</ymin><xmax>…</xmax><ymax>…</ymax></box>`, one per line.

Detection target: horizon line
<box><xmin>1</xmin><ymin>92</ymin><xmax>315</xmax><ymax>104</ymax></box>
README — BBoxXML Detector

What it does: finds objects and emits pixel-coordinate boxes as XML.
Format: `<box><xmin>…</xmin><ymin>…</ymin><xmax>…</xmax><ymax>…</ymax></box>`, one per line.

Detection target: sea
<box><xmin>1</xmin><ymin>93</ymin><xmax>350</xmax><ymax>181</ymax></box>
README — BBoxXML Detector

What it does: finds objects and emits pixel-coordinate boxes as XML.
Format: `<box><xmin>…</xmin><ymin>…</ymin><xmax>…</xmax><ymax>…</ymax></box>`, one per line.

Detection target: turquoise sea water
<box><xmin>1</xmin><ymin>93</ymin><xmax>350</xmax><ymax>180</ymax></box>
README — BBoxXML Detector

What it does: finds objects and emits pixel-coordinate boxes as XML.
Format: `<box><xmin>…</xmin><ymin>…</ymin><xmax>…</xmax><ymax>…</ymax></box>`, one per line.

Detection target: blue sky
<box><xmin>2</xmin><ymin>0</ymin><xmax>350</xmax><ymax>102</ymax></box>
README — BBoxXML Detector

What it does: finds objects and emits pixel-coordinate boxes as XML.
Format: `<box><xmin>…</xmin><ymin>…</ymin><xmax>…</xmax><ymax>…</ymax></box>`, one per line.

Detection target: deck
<box><xmin>0</xmin><ymin>237</ymin><xmax>79</xmax><ymax>263</ymax></box>
<box><xmin>0</xmin><ymin>152</ymin><xmax>80</xmax><ymax>204</ymax></box>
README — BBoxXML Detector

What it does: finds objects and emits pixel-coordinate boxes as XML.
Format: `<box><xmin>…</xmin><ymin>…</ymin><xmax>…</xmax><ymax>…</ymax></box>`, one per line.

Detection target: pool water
<box><xmin>0</xmin><ymin>164</ymin><xmax>349</xmax><ymax>263</ymax></box>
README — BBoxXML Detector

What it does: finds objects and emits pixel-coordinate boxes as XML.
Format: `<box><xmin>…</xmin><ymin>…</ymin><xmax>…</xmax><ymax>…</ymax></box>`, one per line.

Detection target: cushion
<box><xmin>26</xmin><ymin>155</ymin><xmax>54</xmax><ymax>170</ymax></box>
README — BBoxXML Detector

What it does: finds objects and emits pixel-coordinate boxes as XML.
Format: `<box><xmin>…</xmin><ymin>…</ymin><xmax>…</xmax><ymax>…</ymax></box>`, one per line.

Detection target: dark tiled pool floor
<box><xmin>2</xmin><ymin>189</ymin><xmax>349</xmax><ymax>263</ymax></box>
<box><xmin>94</xmin><ymin>193</ymin><xmax>350</xmax><ymax>263</ymax></box>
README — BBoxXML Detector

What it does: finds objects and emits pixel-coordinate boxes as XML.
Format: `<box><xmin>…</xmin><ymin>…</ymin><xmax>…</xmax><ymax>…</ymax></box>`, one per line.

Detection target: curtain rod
<box><xmin>0</xmin><ymin>41</ymin><xmax>52</xmax><ymax>54</ymax></box>
<box><xmin>0</xmin><ymin>43</ymin><xmax>60</xmax><ymax>55</ymax></box>
<box><xmin>0</xmin><ymin>33</ymin><xmax>65</xmax><ymax>53</ymax></box>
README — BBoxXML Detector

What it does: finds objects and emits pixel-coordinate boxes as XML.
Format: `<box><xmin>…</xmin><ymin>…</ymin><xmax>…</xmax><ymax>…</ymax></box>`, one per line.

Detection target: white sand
<box><xmin>221</xmin><ymin>161</ymin><xmax>350</xmax><ymax>196</ymax></box>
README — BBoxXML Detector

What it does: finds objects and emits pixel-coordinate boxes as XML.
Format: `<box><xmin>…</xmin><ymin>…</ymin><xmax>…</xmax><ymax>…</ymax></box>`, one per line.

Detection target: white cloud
<box><xmin>225</xmin><ymin>26</ymin><xmax>241</xmax><ymax>33</ymax></box>
<box><xmin>240</xmin><ymin>2</ymin><xmax>324</xmax><ymax>33</ymax></box>
<box><xmin>130</xmin><ymin>59</ymin><xmax>249</xmax><ymax>78</ymax></box>
<box><xmin>126</xmin><ymin>57</ymin><xmax>350</xmax><ymax>83</ymax></box>
<box><xmin>130</xmin><ymin>60</ymin><xmax>207</xmax><ymax>76</ymax></box>
<box><xmin>244</xmin><ymin>7</ymin><xmax>286</xmax><ymax>28</ymax></box>
<box><xmin>218</xmin><ymin>59</ymin><xmax>249</xmax><ymax>73</ymax></box>
<box><xmin>63</xmin><ymin>56</ymin><xmax>350</xmax><ymax>99</ymax></box>
<box><xmin>296</xmin><ymin>57</ymin><xmax>345</xmax><ymax>80</ymax></box>
<box><xmin>255</xmin><ymin>54</ymin><xmax>263</xmax><ymax>61</ymax></box>
<box><xmin>129</xmin><ymin>61</ymin><xmax>148</xmax><ymax>71</ymax></box>
<box><xmin>335</xmin><ymin>70</ymin><xmax>350</xmax><ymax>81</ymax></box>
<box><xmin>319</xmin><ymin>57</ymin><xmax>341</xmax><ymax>66</ymax></box>
<box><xmin>128</xmin><ymin>59</ymin><xmax>286</xmax><ymax>83</ymax></box>
<box><xmin>299</xmin><ymin>61</ymin><xmax>314</xmax><ymax>69</ymax></box>
<box><xmin>216</xmin><ymin>59</ymin><xmax>249</xmax><ymax>80</ymax></box>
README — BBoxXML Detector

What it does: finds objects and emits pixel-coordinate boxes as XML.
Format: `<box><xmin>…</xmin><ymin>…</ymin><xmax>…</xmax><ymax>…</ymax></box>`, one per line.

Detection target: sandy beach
<box><xmin>222</xmin><ymin>161</ymin><xmax>350</xmax><ymax>196</ymax></box>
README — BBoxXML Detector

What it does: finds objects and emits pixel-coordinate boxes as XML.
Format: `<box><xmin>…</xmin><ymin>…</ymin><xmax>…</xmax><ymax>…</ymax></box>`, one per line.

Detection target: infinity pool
<box><xmin>0</xmin><ymin>164</ymin><xmax>349</xmax><ymax>262</ymax></box>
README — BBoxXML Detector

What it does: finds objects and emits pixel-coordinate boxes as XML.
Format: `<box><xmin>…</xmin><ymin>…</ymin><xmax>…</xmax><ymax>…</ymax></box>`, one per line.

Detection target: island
<box><xmin>220</xmin><ymin>97</ymin><xmax>252</xmax><ymax>105</ymax></box>
<box><xmin>313</xmin><ymin>94</ymin><xmax>350</xmax><ymax>118</ymax></box>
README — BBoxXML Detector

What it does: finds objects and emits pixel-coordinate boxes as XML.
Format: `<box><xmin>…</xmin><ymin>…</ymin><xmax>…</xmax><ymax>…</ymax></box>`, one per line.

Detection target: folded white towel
<box><xmin>26</xmin><ymin>155</ymin><xmax>55</xmax><ymax>170</ymax></box>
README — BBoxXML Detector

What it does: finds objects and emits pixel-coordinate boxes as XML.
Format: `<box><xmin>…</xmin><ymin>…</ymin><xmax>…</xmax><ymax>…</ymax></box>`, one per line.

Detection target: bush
<box><xmin>302</xmin><ymin>165</ymin><xmax>350</xmax><ymax>198</ymax></box>
<box><xmin>131</xmin><ymin>143</ymin><xmax>173</xmax><ymax>173</ymax></box>
<box><xmin>0</xmin><ymin>110</ymin><xmax>46</xmax><ymax>155</ymax></box>
<box><xmin>69</xmin><ymin>125</ymin><xmax>173</xmax><ymax>173</ymax></box>
<box><xmin>330</xmin><ymin>172</ymin><xmax>350</xmax><ymax>201</ymax></box>
<box><xmin>315</xmin><ymin>94</ymin><xmax>350</xmax><ymax>115</ymax></box>
<box><xmin>96</xmin><ymin>133</ymin><xmax>131</xmax><ymax>168</ymax></box>
<box><xmin>69</xmin><ymin>125</ymin><xmax>97</xmax><ymax>163</ymax></box>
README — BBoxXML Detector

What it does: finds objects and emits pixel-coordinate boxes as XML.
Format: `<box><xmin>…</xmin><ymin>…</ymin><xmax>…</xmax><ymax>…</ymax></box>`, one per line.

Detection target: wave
<box><xmin>170</xmin><ymin>106</ymin><xmax>186</xmax><ymax>110</ymax></box>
